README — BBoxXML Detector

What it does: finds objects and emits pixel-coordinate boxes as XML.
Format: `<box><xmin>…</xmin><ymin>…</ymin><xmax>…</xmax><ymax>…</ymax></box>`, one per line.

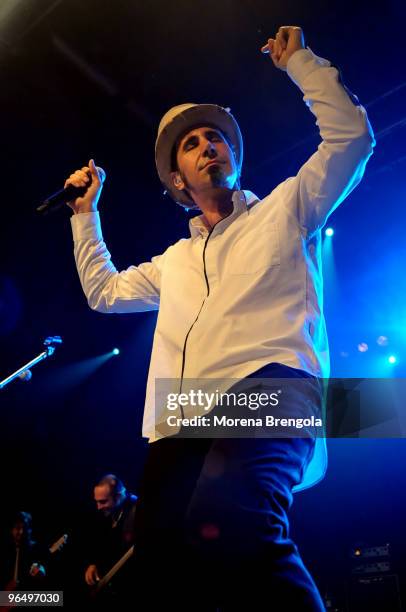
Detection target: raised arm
<box><xmin>67</xmin><ymin>160</ymin><xmax>164</xmax><ymax>313</ymax></box>
<box><xmin>262</xmin><ymin>27</ymin><xmax>375</xmax><ymax>236</ymax></box>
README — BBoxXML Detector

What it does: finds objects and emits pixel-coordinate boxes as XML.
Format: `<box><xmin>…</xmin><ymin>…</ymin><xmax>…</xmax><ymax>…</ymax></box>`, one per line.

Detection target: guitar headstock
<box><xmin>49</xmin><ymin>533</ymin><xmax>68</xmax><ymax>554</ymax></box>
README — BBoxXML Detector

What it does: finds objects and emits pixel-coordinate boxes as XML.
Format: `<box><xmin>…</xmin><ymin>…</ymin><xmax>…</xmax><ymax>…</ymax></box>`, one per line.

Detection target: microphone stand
<box><xmin>0</xmin><ymin>336</ymin><xmax>62</xmax><ymax>390</ymax></box>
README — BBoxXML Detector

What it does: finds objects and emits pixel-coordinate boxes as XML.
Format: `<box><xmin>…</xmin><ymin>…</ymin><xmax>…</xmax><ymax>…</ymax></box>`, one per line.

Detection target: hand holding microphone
<box><xmin>65</xmin><ymin>159</ymin><xmax>106</xmax><ymax>214</ymax></box>
<box><xmin>37</xmin><ymin>159</ymin><xmax>106</xmax><ymax>215</ymax></box>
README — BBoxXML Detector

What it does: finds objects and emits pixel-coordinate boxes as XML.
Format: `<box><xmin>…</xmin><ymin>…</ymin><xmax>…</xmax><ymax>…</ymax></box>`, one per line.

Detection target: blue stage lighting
<box><xmin>112</xmin><ymin>348</ymin><xmax>120</xmax><ymax>356</ymax></box>
<box><xmin>325</xmin><ymin>227</ymin><xmax>334</xmax><ymax>237</ymax></box>
<box><xmin>388</xmin><ymin>355</ymin><xmax>397</xmax><ymax>364</ymax></box>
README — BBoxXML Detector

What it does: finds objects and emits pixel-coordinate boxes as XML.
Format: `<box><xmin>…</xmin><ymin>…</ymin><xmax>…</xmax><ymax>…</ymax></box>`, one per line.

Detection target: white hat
<box><xmin>155</xmin><ymin>103</ymin><xmax>243</xmax><ymax>208</ymax></box>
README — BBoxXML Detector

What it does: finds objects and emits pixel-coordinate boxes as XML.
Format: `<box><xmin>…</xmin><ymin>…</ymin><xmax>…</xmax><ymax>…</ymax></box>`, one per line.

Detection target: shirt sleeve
<box><xmin>71</xmin><ymin>212</ymin><xmax>166</xmax><ymax>313</ymax></box>
<box><xmin>283</xmin><ymin>47</ymin><xmax>375</xmax><ymax>237</ymax></box>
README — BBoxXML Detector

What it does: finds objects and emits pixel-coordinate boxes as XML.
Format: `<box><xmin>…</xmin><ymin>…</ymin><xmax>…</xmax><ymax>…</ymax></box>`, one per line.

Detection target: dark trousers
<box><xmin>134</xmin><ymin>365</ymin><xmax>326</xmax><ymax>611</ymax></box>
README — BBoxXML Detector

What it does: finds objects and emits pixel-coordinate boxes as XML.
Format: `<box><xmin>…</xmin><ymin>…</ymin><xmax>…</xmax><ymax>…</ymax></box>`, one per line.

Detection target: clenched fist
<box><xmin>261</xmin><ymin>26</ymin><xmax>305</xmax><ymax>71</ymax></box>
<box><xmin>65</xmin><ymin>159</ymin><xmax>105</xmax><ymax>214</ymax></box>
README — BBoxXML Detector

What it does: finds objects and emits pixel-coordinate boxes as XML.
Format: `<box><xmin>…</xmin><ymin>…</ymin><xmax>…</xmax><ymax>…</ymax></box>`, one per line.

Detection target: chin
<box><xmin>207</xmin><ymin>167</ymin><xmax>227</xmax><ymax>188</ymax></box>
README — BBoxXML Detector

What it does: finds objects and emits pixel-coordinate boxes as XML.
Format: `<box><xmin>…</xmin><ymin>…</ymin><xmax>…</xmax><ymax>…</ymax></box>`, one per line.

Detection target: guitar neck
<box><xmin>95</xmin><ymin>545</ymin><xmax>134</xmax><ymax>593</ymax></box>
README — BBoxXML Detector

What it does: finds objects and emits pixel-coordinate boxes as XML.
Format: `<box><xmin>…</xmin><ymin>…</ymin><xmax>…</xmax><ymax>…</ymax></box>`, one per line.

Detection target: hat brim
<box><xmin>155</xmin><ymin>104</ymin><xmax>243</xmax><ymax>208</ymax></box>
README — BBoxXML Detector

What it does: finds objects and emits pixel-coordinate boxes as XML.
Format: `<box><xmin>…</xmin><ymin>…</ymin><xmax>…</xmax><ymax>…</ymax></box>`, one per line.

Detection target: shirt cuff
<box><xmin>287</xmin><ymin>46</ymin><xmax>331</xmax><ymax>91</ymax></box>
<box><xmin>70</xmin><ymin>211</ymin><xmax>103</xmax><ymax>242</ymax></box>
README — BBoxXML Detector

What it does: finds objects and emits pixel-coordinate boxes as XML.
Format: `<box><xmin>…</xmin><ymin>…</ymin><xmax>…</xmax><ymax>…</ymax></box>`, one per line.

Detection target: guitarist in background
<box><xmin>0</xmin><ymin>511</ymin><xmax>46</xmax><ymax>591</ymax></box>
<box><xmin>84</xmin><ymin>474</ymin><xmax>137</xmax><ymax>602</ymax></box>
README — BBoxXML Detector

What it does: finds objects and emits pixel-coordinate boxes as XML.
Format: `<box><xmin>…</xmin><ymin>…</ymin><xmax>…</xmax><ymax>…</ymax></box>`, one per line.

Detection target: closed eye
<box><xmin>183</xmin><ymin>136</ymin><xmax>198</xmax><ymax>151</ymax></box>
<box><xmin>206</xmin><ymin>131</ymin><xmax>223</xmax><ymax>142</ymax></box>
<box><xmin>182</xmin><ymin>131</ymin><xmax>224</xmax><ymax>152</ymax></box>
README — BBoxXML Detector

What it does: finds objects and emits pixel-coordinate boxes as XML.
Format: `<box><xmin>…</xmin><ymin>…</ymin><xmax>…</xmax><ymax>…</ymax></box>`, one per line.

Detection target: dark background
<box><xmin>1</xmin><ymin>0</ymin><xmax>406</xmax><ymax>607</ymax></box>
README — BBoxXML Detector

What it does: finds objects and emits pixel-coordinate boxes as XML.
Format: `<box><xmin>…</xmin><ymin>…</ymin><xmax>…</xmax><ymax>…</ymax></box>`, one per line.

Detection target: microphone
<box><xmin>36</xmin><ymin>166</ymin><xmax>106</xmax><ymax>215</ymax></box>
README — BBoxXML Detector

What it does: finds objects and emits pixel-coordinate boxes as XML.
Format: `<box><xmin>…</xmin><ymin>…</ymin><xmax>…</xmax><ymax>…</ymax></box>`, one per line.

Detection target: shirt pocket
<box><xmin>227</xmin><ymin>221</ymin><xmax>281</xmax><ymax>275</ymax></box>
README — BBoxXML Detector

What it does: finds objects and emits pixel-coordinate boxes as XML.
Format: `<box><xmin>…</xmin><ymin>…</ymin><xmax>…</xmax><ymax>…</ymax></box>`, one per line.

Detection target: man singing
<box><xmin>66</xmin><ymin>26</ymin><xmax>374</xmax><ymax>610</ymax></box>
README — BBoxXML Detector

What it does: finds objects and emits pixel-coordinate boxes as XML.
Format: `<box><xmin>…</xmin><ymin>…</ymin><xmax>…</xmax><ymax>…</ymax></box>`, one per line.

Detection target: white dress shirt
<box><xmin>71</xmin><ymin>48</ymin><xmax>375</xmax><ymax>491</ymax></box>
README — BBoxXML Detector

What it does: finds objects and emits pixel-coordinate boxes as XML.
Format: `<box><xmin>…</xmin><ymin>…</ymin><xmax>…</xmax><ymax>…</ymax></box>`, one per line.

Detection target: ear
<box><xmin>170</xmin><ymin>171</ymin><xmax>185</xmax><ymax>191</ymax></box>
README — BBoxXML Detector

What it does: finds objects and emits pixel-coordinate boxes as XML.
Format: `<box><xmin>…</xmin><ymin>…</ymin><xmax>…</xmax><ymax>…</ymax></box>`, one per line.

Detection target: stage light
<box><xmin>377</xmin><ymin>336</ymin><xmax>388</xmax><ymax>346</ymax></box>
<box><xmin>325</xmin><ymin>227</ymin><xmax>334</xmax><ymax>237</ymax></box>
<box><xmin>112</xmin><ymin>348</ymin><xmax>120</xmax><ymax>356</ymax></box>
<box><xmin>388</xmin><ymin>355</ymin><xmax>397</xmax><ymax>364</ymax></box>
<box><xmin>358</xmin><ymin>343</ymin><xmax>368</xmax><ymax>353</ymax></box>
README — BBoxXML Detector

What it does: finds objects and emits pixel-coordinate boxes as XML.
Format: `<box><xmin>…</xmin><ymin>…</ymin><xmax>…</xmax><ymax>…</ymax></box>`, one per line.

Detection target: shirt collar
<box><xmin>188</xmin><ymin>190</ymin><xmax>260</xmax><ymax>238</ymax></box>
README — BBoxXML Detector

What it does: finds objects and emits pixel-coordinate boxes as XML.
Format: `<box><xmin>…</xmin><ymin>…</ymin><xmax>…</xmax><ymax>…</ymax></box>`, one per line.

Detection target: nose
<box><xmin>203</xmin><ymin>140</ymin><xmax>217</xmax><ymax>159</ymax></box>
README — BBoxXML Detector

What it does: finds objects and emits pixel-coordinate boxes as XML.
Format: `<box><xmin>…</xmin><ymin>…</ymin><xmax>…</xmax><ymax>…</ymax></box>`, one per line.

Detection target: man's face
<box><xmin>172</xmin><ymin>126</ymin><xmax>239</xmax><ymax>199</ymax></box>
<box><xmin>11</xmin><ymin>522</ymin><xmax>26</xmax><ymax>545</ymax></box>
<box><xmin>94</xmin><ymin>484</ymin><xmax>116</xmax><ymax>517</ymax></box>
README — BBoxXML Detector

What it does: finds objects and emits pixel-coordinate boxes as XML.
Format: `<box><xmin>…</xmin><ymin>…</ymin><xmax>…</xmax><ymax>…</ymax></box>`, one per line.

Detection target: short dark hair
<box><xmin>95</xmin><ymin>474</ymin><xmax>126</xmax><ymax>498</ymax></box>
